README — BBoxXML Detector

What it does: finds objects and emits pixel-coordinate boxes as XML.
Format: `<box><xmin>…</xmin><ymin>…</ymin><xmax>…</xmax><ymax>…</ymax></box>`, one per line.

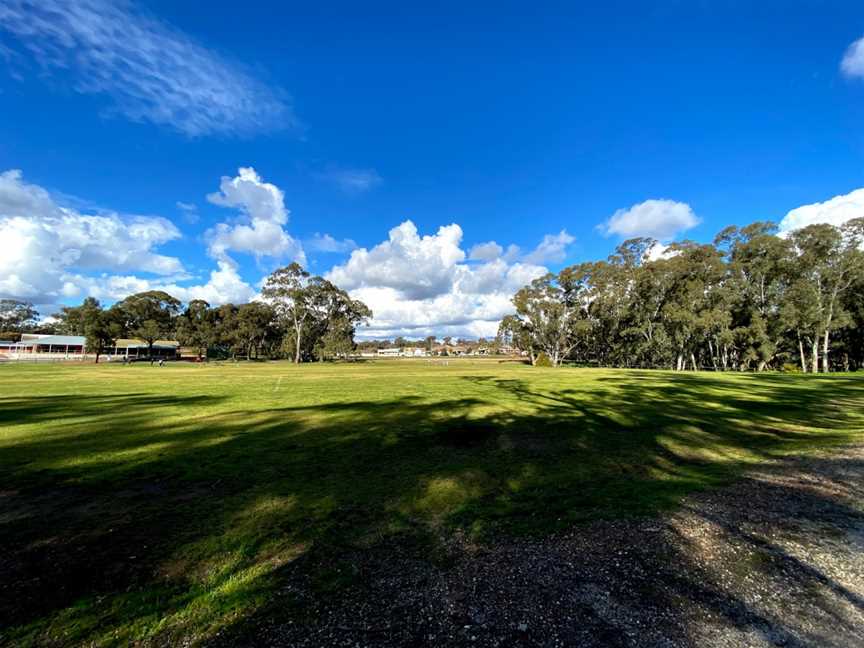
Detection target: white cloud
<box><xmin>0</xmin><ymin>169</ymin><xmax>183</xmax><ymax>303</ymax></box>
<box><xmin>0</xmin><ymin>0</ymin><xmax>290</xmax><ymax>136</ymax></box>
<box><xmin>523</xmin><ymin>230</ymin><xmax>575</xmax><ymax>265</ymax></box>
<box><xmin>327</xmin><ymin>221</ymin><xmax>465</xmax><ymax>300</ymax></box>
<box><xmin>600</xmin><ymin>199</ymin><xmax>699</xmax><ymax>241</ymax></box>
<box><xmin>778</xmin><ymin>188</ymin><xmax>864</xmax><ymax>234</ymax></box>
<box><xmin>327</xmin><ymin>220</ymin><xmax>549</xmax><ymax>338</ymax></box>
<box><xmin>206</xmin><ymin>167</ymin><xmax>305</xmax><ymax>264</ymax></box>
<box><xmin>841</xmin><ymin>36</ymin><xmax>864</xmax><ymax>79</ymax></box>
<box><xmin>68</xmin><ymin>259</ymin><xmax>256</xmax><ymax>306</ymax></box>
<box><xmin>306</xmin><ymin>233</ymin><xmax>358</xmax><ymax>254</ymax></box>
<box><xmin>317</xmin><ymin>168</ymin><xmax>382</xmax><ymax>194</ymax></box>
<box><xmin>176</xmin><ymin>201</ymin><xmax>199</xmax><ymax>224</ymax></box>
<box><xmin>469</xmin><ymin>241</ymin><xmax>504</xmax><ymax>261</ymax></box>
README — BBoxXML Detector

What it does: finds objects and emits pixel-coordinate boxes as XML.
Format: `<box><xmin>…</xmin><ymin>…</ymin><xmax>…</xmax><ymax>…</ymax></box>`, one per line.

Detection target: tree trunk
<box><xmin>691</xmin><ymin>352</ymin><xmax>698</xmax><ymax>371</ymax></box>
<box><xmin>294</xmin><ymin>323</ymin><xmax>302</xmax><ymax>364</ymax></box>
<box><xmin>798</xmin><ymin>334</ymin><xmax>806</xmax><ymax>373</ymax></box>
<box><xmin>675</xmin><ymin>353</ymin><xmax>684</xmax><ymax>372</ymax></box>
<box><xmin>822</xmin><ymin>329</ymin><xmax>830</xmax><ymax>374</ymax></box>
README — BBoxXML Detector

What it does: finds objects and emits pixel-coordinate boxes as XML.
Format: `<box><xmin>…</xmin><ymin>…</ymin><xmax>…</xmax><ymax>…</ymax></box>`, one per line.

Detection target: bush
<box><xmin>534</xmin><ymin>352</ymin><xmax>554</xmax><ymax>367</ymax></box>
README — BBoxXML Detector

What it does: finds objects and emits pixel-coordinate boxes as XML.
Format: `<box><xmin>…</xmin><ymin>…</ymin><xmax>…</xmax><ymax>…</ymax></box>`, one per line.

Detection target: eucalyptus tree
<box><xmin>715</xmin><ymin>222</ymin><xmax>792</xmax><ymax>371</ymax></box>
<box><xmin>509</xmin><ymin>272</ymin><xmax>590</xmax><ymax>366</ymax></box>
<box><xmin>262</xmin><ymin>263</ymin><xmax>371</xmax><ymax>363</ymax></box>
<box><xmin>236</xmin><ymin>302</ymin><xmax>279</xmax><ymax>359</ymax></box>
<box><xmin>262</xmin><ymin>263</ymin><xmax>312</xmax><ymax>364</ymax></box>
<box><xmin>176</xmin><ymin>299</ymin><xmax>215</xmax><ymax>359</ymax></box>
<box><xmin>115</xmin><ymin>290</ymin><xmax>182</xmax><ymax>358</ymax></box>
<box><xmin>788</xmin><ymin>219</ymin><xmax>864</xmax><ymax>372</ymax></box>
<box><xmin>85</xmin><ymin>307</ymin><xmax>124</xmax><ymax>363</ymax></box>
<box><xmin>0</xmin><ymin>299</ymin><xmax>39</xmax><ymax>333</ymax></box>
<box><xmin>54</xmin><ymin>297</ymin><xmax>102</xmax><ymax>335</ymax></box>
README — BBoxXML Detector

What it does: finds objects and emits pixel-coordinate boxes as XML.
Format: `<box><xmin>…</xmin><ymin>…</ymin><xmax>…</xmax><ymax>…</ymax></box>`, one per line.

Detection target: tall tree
<box><xmin>262</xmin><ymin>264</ymin><xmax>371</xmax><ymax>363</ymax></box>
<box><xmin>789</xmin><ymin>219</ymin><xmax>864</xmax><ymax>372</ymax></box>
<box><xmin>54</xmin><ymin>297</ymin><xmax>102</xmax><ymax>335</ymax></box>
<box><xmin>509</xmin><ymin>272</ymin><xmax>590</xmax><ymax>366</ymax></box>
<box><xmin>115</xmin><ymin>291</ymin><xmax>182</xmax><ymax>358</ymax></box>
<box><xmin>176</xmin><ymin>299</ymin><xmax>215</xmax><ymax>360</ymax></box>
<box><xmin>85</xmin><ymin>307</ymin><xmax>124</xmax><ymax>364</ymax></box>
<box><xmin>262</xmin><ymin>263</ymin><xmax>311</xmax><ymax>364</ymax></box>
<box><xmin>0</xmin><ymin>299</ymin><xmax>39</xmax><ymax>333</ymax></box>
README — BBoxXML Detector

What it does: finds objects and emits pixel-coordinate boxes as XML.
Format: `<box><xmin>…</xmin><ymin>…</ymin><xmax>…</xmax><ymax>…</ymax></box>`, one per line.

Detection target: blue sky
<box><xmin>1</xmin><ymin>0</ymin><xmax>863</xmax><ymax>338</ymax></box>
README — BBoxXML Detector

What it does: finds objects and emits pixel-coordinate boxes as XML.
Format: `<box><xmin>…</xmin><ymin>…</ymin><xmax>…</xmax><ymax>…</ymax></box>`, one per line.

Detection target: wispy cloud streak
<box><xmin>0</xmin><ymin>0</ymin><xmax>292</xmax><ymax>136</ymax></box>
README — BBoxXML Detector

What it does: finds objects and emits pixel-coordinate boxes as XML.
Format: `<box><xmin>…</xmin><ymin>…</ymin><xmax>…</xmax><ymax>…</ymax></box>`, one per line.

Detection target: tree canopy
<box><xmin>501</xmin><ymin>218</ymin><xmax>864</xmax><ymax>372</ymax></box>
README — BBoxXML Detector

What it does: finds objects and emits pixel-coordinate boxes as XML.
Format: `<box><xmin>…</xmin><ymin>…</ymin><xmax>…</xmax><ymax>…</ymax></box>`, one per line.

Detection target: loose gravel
<box><xmin>214</xmin><ymin>446</ymin><xmax>864</xmax><ymax>647</ymax></box>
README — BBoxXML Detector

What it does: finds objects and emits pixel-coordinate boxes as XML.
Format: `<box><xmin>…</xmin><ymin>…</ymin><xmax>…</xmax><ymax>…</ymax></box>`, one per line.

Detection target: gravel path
<box><xmin>217</xmin><ymin>446</ymin><xmax>864</xmax><ymax>647</ymax></box>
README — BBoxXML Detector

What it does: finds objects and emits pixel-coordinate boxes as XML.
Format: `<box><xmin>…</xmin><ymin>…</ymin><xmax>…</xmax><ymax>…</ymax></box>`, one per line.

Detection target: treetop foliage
<box><xmin>501</xmin><ymin>218</ymin><xmax>864</xmax><ymax>372</ymax></box>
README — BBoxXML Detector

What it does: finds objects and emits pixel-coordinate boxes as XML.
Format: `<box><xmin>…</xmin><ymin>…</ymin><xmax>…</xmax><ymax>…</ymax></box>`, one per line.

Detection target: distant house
<box><xmin>377</xmin><ymin>347</ymin><xmax>402</xmax><ymax>357</ymax></box>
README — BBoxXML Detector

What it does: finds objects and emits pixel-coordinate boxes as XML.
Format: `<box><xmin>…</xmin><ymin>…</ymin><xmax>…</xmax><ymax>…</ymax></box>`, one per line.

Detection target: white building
<box><xmin>377</xmin><ymin>347</ymin><xmax>402</xmax><ymax>357</ymax></box>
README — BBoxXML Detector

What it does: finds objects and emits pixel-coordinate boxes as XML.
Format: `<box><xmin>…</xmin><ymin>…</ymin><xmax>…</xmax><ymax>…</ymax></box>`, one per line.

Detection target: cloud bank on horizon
<box><xmin>2</xmin><ymin>165</ymin><xmax>863</xmax><ymax>338</ymax></box>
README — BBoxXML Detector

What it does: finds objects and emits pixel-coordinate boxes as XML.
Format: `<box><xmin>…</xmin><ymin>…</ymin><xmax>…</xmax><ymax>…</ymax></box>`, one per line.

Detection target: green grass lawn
<box><xmin>1</xmin><ymin>359</ymin><xmax>863</xmax><ymax>645</ymax></box>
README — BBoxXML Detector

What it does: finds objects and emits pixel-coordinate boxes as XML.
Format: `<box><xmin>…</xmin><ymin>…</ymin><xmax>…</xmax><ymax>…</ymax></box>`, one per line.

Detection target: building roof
<box><xmin>114</xmin><ymin>338</ymin><xmax>180</xmax><ymax>349</ymax></box>
<box><xmin>27</xmin><ymin>335</ymin><xmax>86</xmax><ymax>346</ymax></box>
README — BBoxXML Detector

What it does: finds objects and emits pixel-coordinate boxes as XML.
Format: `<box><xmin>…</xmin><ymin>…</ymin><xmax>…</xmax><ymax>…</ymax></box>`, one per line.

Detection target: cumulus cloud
<box><xmin>468</xmin><ymin>241</ymin><xmax>504</xmax><ymax>261</ymax></box>
<box><xmin>778</xmin><ymin>188</ymin><xmax>864</xmax><ymax>234</ymax></box>
<box><xmin>841</xmin><ymin>36</ymin><xmax>864</xmax><ymax>79</ymax></box>
<box><xmin>206</xmin><ymin>167</ymin><xmax>305</xmax><ymax>264</ymax></box>
<box><xmin>327</xmin><ymin>221</ymin><xmax>465</xmax><ymax>300</ymax></box>
<box><xmin>327</xmin><ymin>220</ymin><xmax>549</xmax><ymax>338</ymax></box>
<box><xmin>0</xmin><ymin>0</ymin><xmax>290</xmax><ymax>136</ymax></box>
<box><xmin>68</xmin><ymin>259</ymin><xmax>256</xmax><ymax>306</ymax></box>
<box><xmin>0</xmin><ymin>169</ymin><xmax>183</xmax><ymax>303</ymax></box>
<box><xmin>523</xmin><ymin>230</ymin><xmax>575</xmax><ymax>265</ymax></box>
<box><xmin>316</xmin><ymin>168</ymin><xmax>382</xmax><ymax>194</ymax></box>
<box><xmin>600</xmin><ymin>199</ymin><xmax>699</xmax><ymax>241</ymax></box>
<box><xmin>306</xmin><ymin>233</ymin><xmax>358</xmax><ymax>254</ymax></box>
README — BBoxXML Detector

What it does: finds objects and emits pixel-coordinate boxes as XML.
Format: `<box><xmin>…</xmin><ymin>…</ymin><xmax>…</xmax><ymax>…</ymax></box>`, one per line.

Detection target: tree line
<box><xmin>1</xmin><ymin>263</ymin><xmax>371</xmax><ymax>363</ymax></box>
<box><xmin>499</xmin><ymin>219</ymin><xmax>864</xmax><ymax>372</ymax></box>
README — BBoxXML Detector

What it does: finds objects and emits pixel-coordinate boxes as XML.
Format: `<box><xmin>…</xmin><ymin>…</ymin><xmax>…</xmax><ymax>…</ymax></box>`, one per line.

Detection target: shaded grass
<box><xmin>0</xmin><ymin>360</ymin><xmax>862</xmax><ymax>645</ymax></box>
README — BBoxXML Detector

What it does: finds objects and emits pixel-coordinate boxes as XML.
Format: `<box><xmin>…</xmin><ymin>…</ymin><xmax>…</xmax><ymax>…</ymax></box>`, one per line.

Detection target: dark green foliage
<box><xmin>0</xmin><ymin>299</ymin><xmax>39</xmax><ymax>332</ymax></box>
<box><xmin>505</xmin><ymin>218</ymin><xmax>864</xmax><ymax>372</ymax></box>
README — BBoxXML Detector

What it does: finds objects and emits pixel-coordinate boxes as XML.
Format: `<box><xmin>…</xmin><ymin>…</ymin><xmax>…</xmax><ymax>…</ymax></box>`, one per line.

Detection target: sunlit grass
<box><xmin>1</xmin><ymin>359</ymin><xmax>862</xmax><ymax>645</ymax></box>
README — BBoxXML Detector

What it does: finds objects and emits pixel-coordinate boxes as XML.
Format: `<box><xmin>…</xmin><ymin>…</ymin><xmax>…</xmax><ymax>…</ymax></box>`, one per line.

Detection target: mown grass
<box><xmin>1</xmin><ymin>359</ymin><xmax>862</xmax><ymax>645</ymax></box>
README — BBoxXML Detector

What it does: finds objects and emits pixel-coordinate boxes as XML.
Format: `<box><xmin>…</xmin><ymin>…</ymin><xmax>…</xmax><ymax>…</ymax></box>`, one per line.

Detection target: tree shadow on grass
<box><xmin>0</xmin><ymin>371</ymin><xmax>862</xmax><ymax>645</ymax></box>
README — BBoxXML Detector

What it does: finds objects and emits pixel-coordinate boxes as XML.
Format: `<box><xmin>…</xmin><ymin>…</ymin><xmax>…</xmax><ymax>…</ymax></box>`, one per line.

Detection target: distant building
<box><xmin>0</xmin><ymin>334</ymin><xmax>180</xmax><ymax>361</ymax></box>
<box><xmin>376</xmin><ymin>347</ymin><xmax>428</xmax><ymax>358</ymax></box>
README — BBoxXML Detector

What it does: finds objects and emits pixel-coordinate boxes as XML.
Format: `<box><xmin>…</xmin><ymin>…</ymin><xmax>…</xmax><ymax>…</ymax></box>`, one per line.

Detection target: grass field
<box><xmin>2</xmin><ymin>359</ymin><xmax>863</xmax><ymax>645</ymax></box>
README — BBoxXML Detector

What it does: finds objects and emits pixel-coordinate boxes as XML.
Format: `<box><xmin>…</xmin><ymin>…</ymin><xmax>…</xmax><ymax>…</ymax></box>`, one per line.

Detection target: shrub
<box><xmin>534</xmin><ymin>352</ymin><xmax>554</xmax><ymax>367</ymax></box>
